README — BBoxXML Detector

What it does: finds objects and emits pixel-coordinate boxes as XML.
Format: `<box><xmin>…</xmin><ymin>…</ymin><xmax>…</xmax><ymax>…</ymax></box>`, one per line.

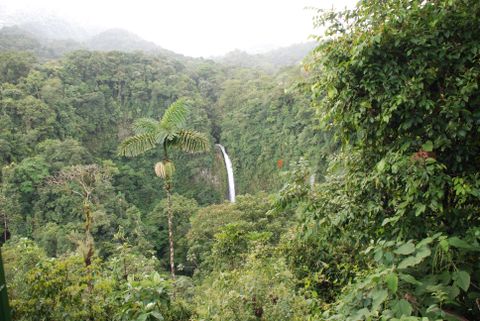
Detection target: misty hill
<box><xmin>0</xmin><ymin>7</ymin><xmax>94</xmax><ymax>41</ymax></box>
<box><xmin>0</xmin><ymin>26</ymin><xmax>84</xmax><ymax>58</ymax></box>
<box><xmin>0</xmin><ymin>8</ymin><xmax>177</xmax><ymax>57</ymax></box>
<box><xmin>17</xmin><ymin>17</ymin><xmax>91</xmax><ymax>41</ymax></box>
<box><xmin>0</xmin><ymin>5</ymin><xmax>313</xmax><ymax>67</ymax></box>
<box><xmin>216</xmin><ymin>42</ymin><xmax>316</xmax><ymax>72</ymax></box>
<box><xmin>0</xmin><ymin>26</ymin><xmax>40</xmax><ymax>52</ymax></box>
<box><xmin>85</xmin><ymin>28</ymin><xmax>178</xmax><ymax>57</ymax></box>
<box><xmin>0</xmin><ymin>26</ymin><xmax>178</xmax><ymax>59</ymax></box>
<box><xmin>0</xmin><ymin>24</ymin><xmax>311</xmax><ymax>70</ymax></box>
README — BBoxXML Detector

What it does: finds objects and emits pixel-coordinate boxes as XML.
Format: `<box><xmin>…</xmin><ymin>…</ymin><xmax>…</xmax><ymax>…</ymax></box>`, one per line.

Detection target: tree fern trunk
<box><xmin>166</xmin><ymin>182</ymin><xmax>176</xmax><ymax>280</ymax></box>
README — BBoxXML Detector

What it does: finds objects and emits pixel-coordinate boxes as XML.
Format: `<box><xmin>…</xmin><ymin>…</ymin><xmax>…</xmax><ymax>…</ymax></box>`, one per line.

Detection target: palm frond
<box><xmin>153</xmin><ymin>129</ymin><xmax>169</xmax><ymax>145</ymax></box>
<box><xmin>118</xmin><ymin>133</ymin><xmax>157</xmax><ymax>157</ymax></box>
<box><xmin>160</xmin><ymin>99</ymin><xmax>188</xmax><ymax>130</ymax></box>
<box><xmin>132</xmin><ymin>118</ymin><xmax>159</xmax><ymax>135</ymax></box>
<box><xmin>171</xmin><ymin>129</ymin><xmax>210</xmax><ymax>153</ymax></box>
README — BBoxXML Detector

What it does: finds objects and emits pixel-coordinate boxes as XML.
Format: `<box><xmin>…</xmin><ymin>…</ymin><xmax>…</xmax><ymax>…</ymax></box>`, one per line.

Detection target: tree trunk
<box><xmin>83</xmin><ymin>200</ymin><xmax>94</xmax><ymax>267</ymax></box>
<box><xmin>163</xmin><ymin>144</ymin><xmax>176</xmax><ymax>281</ymax></box>
<box><xmin>165</xmin><ymin>182</ymin><xmax>176</xmax><ymax>280</ymax></box>
<box><xmin>83</xmin><ymin>200</ymin><xmax>95</xmax><ymax>298</ymax></box>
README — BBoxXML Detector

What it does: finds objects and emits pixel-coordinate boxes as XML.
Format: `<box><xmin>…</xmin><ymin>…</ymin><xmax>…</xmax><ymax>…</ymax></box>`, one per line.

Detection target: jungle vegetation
<box><xmin>0</xmin><ymin>0</ymin><xmax>479</xmax><ymax>320</ymax></box>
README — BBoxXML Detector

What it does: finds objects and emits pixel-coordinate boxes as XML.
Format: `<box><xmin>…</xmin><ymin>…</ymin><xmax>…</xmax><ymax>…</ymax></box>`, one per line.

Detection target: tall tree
<box><xmin>119</xmin><ymin>99</ymin><xmax>209</xmax><ymax>279</ymax></box>
<box><xmin>49</xmin><ymin>164</ymin><xmax>113</xmax><ymax>267</ymax></box>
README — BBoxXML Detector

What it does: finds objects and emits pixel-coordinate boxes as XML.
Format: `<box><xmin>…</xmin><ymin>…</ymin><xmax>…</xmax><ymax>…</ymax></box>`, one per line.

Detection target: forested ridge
<box><xmin>1</xmin><ymin>1</ymin><xmax>480</xmax><ymax>320</ymax></box>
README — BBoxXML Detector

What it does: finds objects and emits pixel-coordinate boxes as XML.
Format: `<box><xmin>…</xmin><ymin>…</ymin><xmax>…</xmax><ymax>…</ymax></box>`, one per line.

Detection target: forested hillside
<box><xmin>1</xmin><ymin>0</ymin><xmax>480</xmax><ymax>320</ymax></box>
<box><xmin>214</xmin><ymin>42</ymin><xmax>316</xmax><ymax>73</ymax></box>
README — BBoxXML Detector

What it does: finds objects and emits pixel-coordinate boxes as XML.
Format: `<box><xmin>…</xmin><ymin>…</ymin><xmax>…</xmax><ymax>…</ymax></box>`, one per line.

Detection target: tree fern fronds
<box><xmin>173</xmin><ymin>130</ymin><xmax>210</xmax><ymax>153</ymax></box>
<box><xmin>118</xmin><ymin>133</ymin><xmax>157</xmax><ymax>157</ymax></box>
<box><xmin>132</xmin><ymin>118</ymin><xmax>159</xmax><ymax>135</ymax></box>
<box><xmin>154</xmin><ymin>131</ymin><xmax>168</xmax><ymax>145</ymax></box>
<box><xmin>160</xmin><ymin>99</ymin><xmax>188</xmax><ymax>130</ymax></box>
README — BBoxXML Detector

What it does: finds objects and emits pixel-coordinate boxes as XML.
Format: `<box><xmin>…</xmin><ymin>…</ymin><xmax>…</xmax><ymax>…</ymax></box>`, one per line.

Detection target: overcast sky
<box><xmin>1</xmin><ymin>0</ymin><xmax>357</xmax><ymax>57</ymax></box>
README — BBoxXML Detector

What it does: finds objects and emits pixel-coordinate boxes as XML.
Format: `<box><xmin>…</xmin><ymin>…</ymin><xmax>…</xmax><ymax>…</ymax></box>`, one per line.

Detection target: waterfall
<box><xmin>216</xmin><ymin>144</ymin><xmax>236</xmax><ymax>203</ymax></box>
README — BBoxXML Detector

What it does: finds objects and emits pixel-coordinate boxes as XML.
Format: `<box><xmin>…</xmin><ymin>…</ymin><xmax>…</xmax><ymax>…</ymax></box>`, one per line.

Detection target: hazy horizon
<box><xmin>0</xmin><ymin>0</ymin><xmax>356</xmax><ymax>57</ymax></box>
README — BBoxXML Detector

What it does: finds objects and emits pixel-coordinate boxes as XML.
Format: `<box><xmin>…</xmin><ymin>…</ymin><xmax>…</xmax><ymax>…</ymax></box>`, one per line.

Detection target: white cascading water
<box><xmin>216</xmin><ymin>144</ymin><xmax>236</xmax><ymax>203</ymax></box>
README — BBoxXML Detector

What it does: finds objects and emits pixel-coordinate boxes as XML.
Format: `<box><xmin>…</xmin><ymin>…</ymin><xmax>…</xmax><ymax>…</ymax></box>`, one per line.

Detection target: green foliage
<box><xmin>194</xmin><ymin>246</ymin><xmax>309</xmax><ymax>321</ymax></box>
<box><xmin>35</xmin><ymin>139</ymin><xmax>92</xmax><ymax>171</ymax></box>
<box><xmin>280</xmin><ymin>173</ymin><xmax>369</xmax><ymax>305</ymax></box>
<box><xmin>145</xmin><ymin>194</ymin><xmax>199</xmax><ymax>274</ymax></box>
<box><xmin>187</xmin><ymin>202</ymin><xmax>243</xmax><ymax>269</ymax></box>
<box><xmin>113</xmin><ymin>273</ymin><xmax>172</xmax><ymax>321</ymax></box>
<box><xmin>187</xmin><ymin>193</ymin><xmax>288</xmax><ymax>272</ymax></box>
<box><xmin>2</xmin><ymin>1</ymin><xmax>480</xmax><ymax>319</ymax></box>
<box><xmin>280</xmin><ymin>0</ymin><xmax>480</xmax><ymax>319</ymax></box>
<box><xmin>324</xmin><ymin>231</ymin><xmax>480</xmax><ymax>320</ymax></box>
<box><xmin>119</xmin><ymin>98</ymin><xmax>210</xmax><ymax>278</ymax></box>
<box><xmin>216</xmin><ymin>43</ymin><xmax>316</xmax><ymax>73</ymax></box>
<box><xmin>310</xmin><ymin>0</ymin><xmax>480</xmax><ymax>240</ymax></box>
<box><xmin>0</xmin><ymin>18</ymin><xmax>325</xmax><ymax>321</ymax></box>
<box><xmin>119</xmin><ymin>98</ymin><xmax>209</xmax><ymax>158</ymax></box>
<box><xmin>0</xmin><ymin>52</ymin><xmax>35</xmax><ymax>84</ymax></box>
<box><xmin>3</xmin><ymin>238</ymin><xmax>189</xmax><ymax>321</ymax></box>
<box><xmin>217</xmin><ymin>67</ymin><xmax>330</xmax><ymax>194</ymax></box>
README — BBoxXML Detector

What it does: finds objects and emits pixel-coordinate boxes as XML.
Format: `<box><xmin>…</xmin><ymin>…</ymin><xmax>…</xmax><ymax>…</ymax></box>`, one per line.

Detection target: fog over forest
<box><xmin>0</xmin><ymin>0</ymin><xmax>355</xmax><ymax>57</ymax></box>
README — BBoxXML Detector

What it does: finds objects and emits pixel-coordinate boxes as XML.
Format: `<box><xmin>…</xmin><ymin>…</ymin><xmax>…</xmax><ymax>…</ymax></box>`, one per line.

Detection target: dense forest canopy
<box><xmin>1</xmin><ymin>0</ymin><xmax>479</xmax><ymax>320</ymax></box>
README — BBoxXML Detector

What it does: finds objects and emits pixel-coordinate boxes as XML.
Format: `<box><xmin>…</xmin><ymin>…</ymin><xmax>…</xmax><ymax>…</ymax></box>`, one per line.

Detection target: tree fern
<box><xmin>118</xmin><ymin>98</ymin><xmax>209</xmax><ymax>280</ymax></box>
<box><xmin>160</xmin><ymin>99</ymin><xmax>188</xmax><ymax>131</ymax></box>
<box><xmin>132</xmin><ymin>118</ymin><xmax>159</xmax><ymax>135</ymax></box>
<box><xmin>118</xmin><ymin>133</ymin><xmax>157</xmax><ymax>157</ymax></box>
<box><xmin>173</xmin><ymin>130</ymin><xmax>210</xmax><ymax>153</ymax></box>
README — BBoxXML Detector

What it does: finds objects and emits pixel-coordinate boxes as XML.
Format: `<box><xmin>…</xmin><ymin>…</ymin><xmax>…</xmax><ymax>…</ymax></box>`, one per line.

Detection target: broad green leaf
<box><xmin>350</xmin><ymin>307</ymin><xmax>369</xmax><ymax>320</ymax></box>
<box><xmin>416</xmin><ymin>237</ymin><xmax>434</xmax><ymax>248</ymax></box>
<box><xmin>415</xmin><ymin>204</ymin><xmax>426</xmax><ymax>216</ymax></box>
<box><xmin>426</xmin><ymin>304</ymin><xmax>440</xmax><ymax>314</ymax></box>
<box><xmin>382</xmin><ymin>216</ymin><xmax>400</xmax><ymax>226</ymax></box>
<box><xmin>394</xmin><ymin>243</ymin><xmax>415</xmax><ymax>255</ymax></box>
<box><xmin>439</xmin><ymin>239</ymin><xmax>449</xmax><ymax>251</ymax></box>
<box><xmin>447</xmin><ymin>285</ymin><xmax>460</xmax><ymax>300</ymax></box>
<box><xmin>137</xmin><ymin>313</ymin><xmax>149</xmax><ymax>321</ymax></box>
<box><xmin>385</xmin><ymin>273</ymin><xmax>398</xmax><ymax>293</ymax></box>
<box><xmin>327</xmin><ymin>86</ymin><xmax>337</xmax><ymax>98</ymax></box>
<box><xmin>152</xmin><ymin>272</ymin><xmax>161</xmax><ymax>283</ymax></box>
<box><xmin>399</xmin><ymin>273</ymin><xmax>421</xmax><ymax>285</ymax></box>
<box><xmin>393</xmin><ymin>299</ymin><xmax>412</xmax><ymax>317</ymax></box>
<box><xmin>150</xmin><ymin>311</ymin><xmax>164</xmax><ymax>320</ymax></box>
<box><xmin>415</xmin><ymin>246</ymin><xmax>431</xmax><ymax>260</ymax></box>
<box><xmin>374</xmin><ymin>249</ymin><xmax>384</xmax><ymax>262</ymax></box>
<box><xmin>371</xmin><ymin>289</ymin><xmax>388</xmax><ymax>310</ymax></box>
<box><xmin>448</xmin><ymin>237</ymin><xmax>476</xmax><ymax>250</ymax></box>
<box><xmin>398</xmin><ymin>255</ymin><xmax>422</xmax><ymax>269</ymax></box>
<box><xmin>422</xmin><ymin>140</ymin><xmax>433</xmax><ymax>152</ymax></box>
<box><xmin>377</xmin><ymin>159</ymin><xmax>386</xmax><ymax>171</ymax></box>
<box><xmin>453</xmin><ymin>271</ymin><xmax>470</xmax><ymax>291</ymax></box>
